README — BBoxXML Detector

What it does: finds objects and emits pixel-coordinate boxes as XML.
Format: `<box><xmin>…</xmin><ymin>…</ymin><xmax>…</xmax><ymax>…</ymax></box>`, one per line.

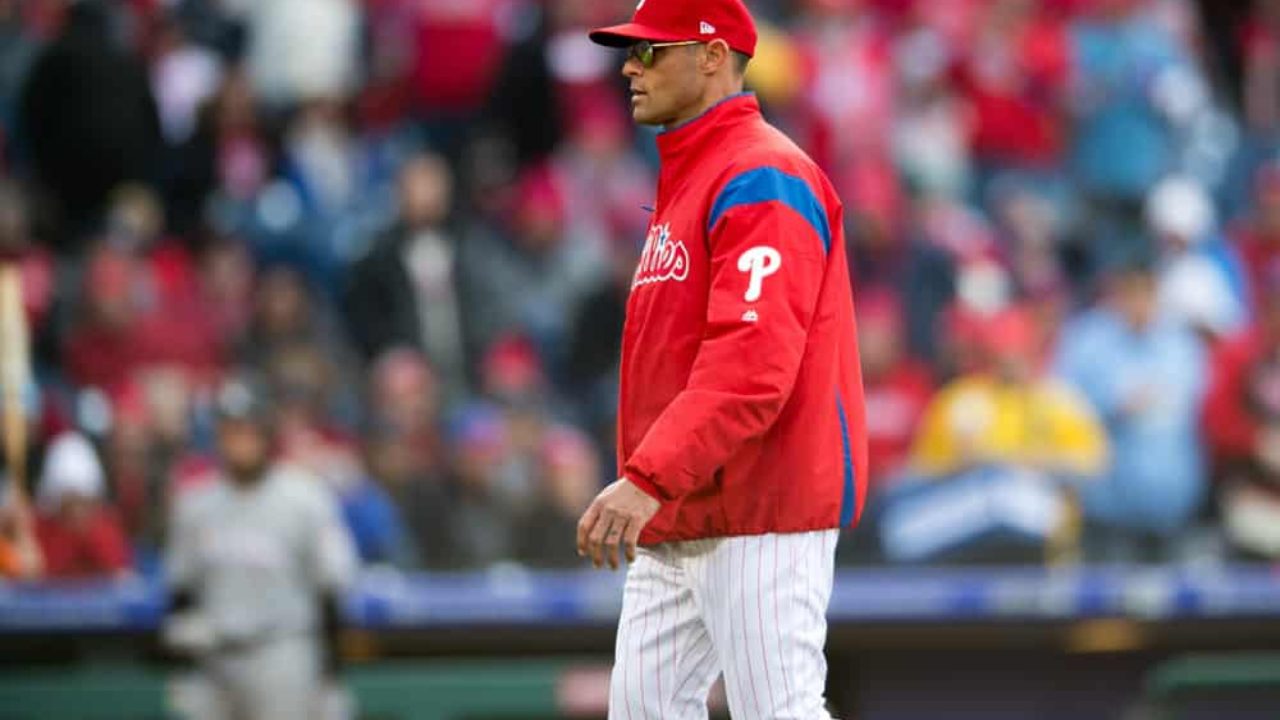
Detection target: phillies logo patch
<box><xmin>737</xmin><ymin>246</ymin><xmax>781</xmax><ymax>301</ymax></box>
<box><xmin>633</xmin><ymin>222</ymin><xmax>690</xmax><ymax>289</ymax></box>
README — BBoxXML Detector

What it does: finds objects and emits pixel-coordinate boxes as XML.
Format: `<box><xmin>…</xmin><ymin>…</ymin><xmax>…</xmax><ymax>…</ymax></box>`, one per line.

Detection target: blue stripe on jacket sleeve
<box><xmin>836</xmin><ymin>394</ymin><xmax>857</xmax><ymax>527</ymax></box>
<box><xmin>707</xmin><ymin>167</ymin><xmax>832</xmax><ymax>253</ymax></box>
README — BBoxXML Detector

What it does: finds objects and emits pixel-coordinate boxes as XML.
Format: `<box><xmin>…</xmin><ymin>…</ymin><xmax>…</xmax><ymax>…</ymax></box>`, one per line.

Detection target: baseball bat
<box><xmin>0</xmin><ymin>264</ymin><xmax>30</xmax><ymax>505</ymax></box>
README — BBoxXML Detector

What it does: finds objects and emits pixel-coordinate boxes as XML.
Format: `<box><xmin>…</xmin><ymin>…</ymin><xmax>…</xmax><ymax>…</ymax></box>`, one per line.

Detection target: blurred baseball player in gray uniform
<box><xmin>164</xmin><ymin>375</ymin><xmax>357</xmax><ymax>720</ymax></box>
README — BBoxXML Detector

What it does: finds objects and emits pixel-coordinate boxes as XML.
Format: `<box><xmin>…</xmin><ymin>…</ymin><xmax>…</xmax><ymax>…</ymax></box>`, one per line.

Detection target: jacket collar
<box><xmin>656</xmin><ymin>92</ymin><xmax>759</xmax><ymax>177</ymax></box>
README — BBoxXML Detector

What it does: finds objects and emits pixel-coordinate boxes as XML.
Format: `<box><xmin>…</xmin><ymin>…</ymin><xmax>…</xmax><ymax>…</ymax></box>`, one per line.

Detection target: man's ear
<box><xmin>699</xmin><ymin>39</ymin><xmax>731</xmax><ymax>76</ymax></box>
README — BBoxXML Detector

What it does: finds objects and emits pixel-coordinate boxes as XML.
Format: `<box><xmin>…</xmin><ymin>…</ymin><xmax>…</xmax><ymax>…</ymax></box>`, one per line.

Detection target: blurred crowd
<box><xmin>0</xmin><ymin>0</ymin><xmax>1279</xmax><ymax>581</ymax></box>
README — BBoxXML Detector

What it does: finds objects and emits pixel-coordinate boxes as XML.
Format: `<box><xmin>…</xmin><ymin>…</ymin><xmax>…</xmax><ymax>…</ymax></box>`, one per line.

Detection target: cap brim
<box><xmin>588</xmin><ymin>22</ymin><xmax>689</xmax><ymax>48</ymax></box>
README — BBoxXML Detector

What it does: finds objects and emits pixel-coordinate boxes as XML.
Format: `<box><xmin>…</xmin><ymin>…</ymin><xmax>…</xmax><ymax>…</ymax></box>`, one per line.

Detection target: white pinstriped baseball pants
<box><xmin>609</xmin><ymin>529</ymin><xmax>839</xmax><ymax>720</ymax></box>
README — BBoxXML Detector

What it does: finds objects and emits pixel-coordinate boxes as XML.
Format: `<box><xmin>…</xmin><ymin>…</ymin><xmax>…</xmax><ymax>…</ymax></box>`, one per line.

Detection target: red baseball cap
<box><xmin>589</xmin><ymin>0</ymin><xmax>759</xmax><ymax>58</ymax></box>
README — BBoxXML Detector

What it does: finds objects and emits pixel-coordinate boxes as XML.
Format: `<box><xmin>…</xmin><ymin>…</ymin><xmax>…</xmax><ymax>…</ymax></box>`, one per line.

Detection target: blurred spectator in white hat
<box><xmin>34</xmin><ymin>431</ymin><xmax>132</xmax><ymax>579</ymax></box>
<box><xmin>241</xmin><ymin>0</ymin><xmax>359</xmax><ymax>110</ymax></box>
<box><xmin>1148</xmin><ymin>175</ymin><xmax>1250</xmax><ymax>340</ymax></box>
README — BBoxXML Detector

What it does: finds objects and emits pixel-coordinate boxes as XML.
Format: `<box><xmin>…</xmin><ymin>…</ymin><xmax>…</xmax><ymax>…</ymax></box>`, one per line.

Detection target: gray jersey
<box><xmin>166</xmin><ymin>464</ymin><xmax>357</xmax><ymax>645</ymax></box>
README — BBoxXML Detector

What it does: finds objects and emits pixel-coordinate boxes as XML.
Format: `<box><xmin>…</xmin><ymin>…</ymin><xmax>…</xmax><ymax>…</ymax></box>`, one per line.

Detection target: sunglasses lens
<box><xmin>630</xmin><ymin>41</ymin><xmax>654</xmax><ymax>67</ymax></box>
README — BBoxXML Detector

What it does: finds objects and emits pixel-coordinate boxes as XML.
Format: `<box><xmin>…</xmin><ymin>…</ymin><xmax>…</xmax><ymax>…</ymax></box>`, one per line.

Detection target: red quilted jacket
<box><xmin>619</xmin><ymin>93</ymin><xmax>869</xmax><ymax>544</ymax></box>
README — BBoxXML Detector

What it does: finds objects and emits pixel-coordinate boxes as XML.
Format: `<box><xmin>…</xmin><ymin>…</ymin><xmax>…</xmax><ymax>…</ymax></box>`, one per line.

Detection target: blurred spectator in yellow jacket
<box><xmin>910</xmin><ymin>306</ymin><xmax>1108</xmax><ymax>481</ymax></box>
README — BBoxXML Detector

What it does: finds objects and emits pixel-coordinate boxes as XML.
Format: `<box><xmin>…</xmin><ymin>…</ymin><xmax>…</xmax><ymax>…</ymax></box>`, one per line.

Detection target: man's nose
<box><xmin>622</xmin><ymin>57</ymin><xmax>642</xmax><ymax>78</ymax></box>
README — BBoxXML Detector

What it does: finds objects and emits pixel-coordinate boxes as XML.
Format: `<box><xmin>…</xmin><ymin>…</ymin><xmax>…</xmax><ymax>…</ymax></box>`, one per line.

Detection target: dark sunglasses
<box><xmin>627</xmin><ymin>40</ymin><xmax>702</xmax><ymax>68</ymax></box>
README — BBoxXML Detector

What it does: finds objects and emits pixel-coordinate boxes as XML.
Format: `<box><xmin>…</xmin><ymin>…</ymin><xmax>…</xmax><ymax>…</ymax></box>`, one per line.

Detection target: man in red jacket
<box><xmin>577</xmin><ymin>0</ymin><xmax>868</xmax><ymax>716</ymax></box>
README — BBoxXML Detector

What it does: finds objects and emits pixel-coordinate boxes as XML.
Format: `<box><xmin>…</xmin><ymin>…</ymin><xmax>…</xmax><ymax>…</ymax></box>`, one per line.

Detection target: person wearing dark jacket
<box><xmin>345</xmin><ymin>153</ymin><xmax>471</xmax><ymax>397</ymax></box>
<box><xmin>17</xmin><ymin>0</ymin><xmax>161</xmax><ymax>250</ymax></box>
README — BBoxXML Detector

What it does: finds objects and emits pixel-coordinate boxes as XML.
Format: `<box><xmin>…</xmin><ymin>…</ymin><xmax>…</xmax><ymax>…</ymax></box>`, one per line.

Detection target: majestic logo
<box><xmin>699</xmin><ymin>21</ymin><xmax>716</xmax><ymax>34</ymax></box>
<box><xmin>633</xmin><ymin>222</ymin><xmax>690</xmax><ymax>289</ymax></box>
<box><xmin>737</xmin><ymin>246</ymin><xmax>782</xmax><ymax>302</ymax></box>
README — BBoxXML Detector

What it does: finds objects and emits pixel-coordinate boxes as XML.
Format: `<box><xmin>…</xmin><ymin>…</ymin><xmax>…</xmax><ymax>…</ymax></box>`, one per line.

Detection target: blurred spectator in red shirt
<box><xmin>858</xmin><ymin>287</ymin><xmax>934</xmax><ymax>493</ymax></box>
<box><xmin>1234</xmin><ymin>162</ymin><xmax>1280</xmax><ymax>316</ymax></box>
<box><xmin>789</xmin><ymin>0</ymin><xmax>897</xmax><ymax>202</ymax></box>
<box><xmin>63</xmin><ymin>229</ymin><xmax>224</xmax><ymax>394</ymax></box>
<box><xmin>63</xmin><ymin>245</ymin><xmax>148</xmax><ymax>392</ymax></box>
<box><xmin>106</xmin><ymin>185</ymin><xmax>222</xmax><ymax>349</ymax></box>
<box><xmin>107</xmin><ymin>183</ymin><xmax>191</xmax><ymax>290</ymax></box>
<box><xmin>1242</xmin><ymin>0</ymin><xmax>1280</xmax><ymax>138</ymax></box>
<box><xmin>411</xmin><ymin>0</ymin><xmax>512</xmax><ymax>120</ymax></box>
<box><xmin>1203</xmin><ymin>270</ymin><xmax>1280</xmax><ymax>558</ymax></box>
<box><xmin>1203</xmin><ymin>263</ymin><xmax>1280</xmax><ymax>556</ymax></box>
<box><xmin>34</xmin><ymin>432</ymin><xmax>131</xmax><ymax>579</ymax></box>
<box><xmin>954</xmin><ymin>0</ymin><xmax>1071</xmax><ymax>172</ymax></box>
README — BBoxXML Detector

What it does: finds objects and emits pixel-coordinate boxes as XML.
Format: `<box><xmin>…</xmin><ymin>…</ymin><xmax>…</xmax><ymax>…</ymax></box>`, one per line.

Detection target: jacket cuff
<box><xmin>623</xmin><ymin>468</ymin><xmax>665</xmax><ymax>503</ymax></box>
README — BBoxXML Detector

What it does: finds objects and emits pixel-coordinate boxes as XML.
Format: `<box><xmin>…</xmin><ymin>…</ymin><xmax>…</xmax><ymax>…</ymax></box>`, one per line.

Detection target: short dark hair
<box><xmin>733</xmin><ymin>51</ymin><xmax>750</xmax><ymax>76</ymax></box>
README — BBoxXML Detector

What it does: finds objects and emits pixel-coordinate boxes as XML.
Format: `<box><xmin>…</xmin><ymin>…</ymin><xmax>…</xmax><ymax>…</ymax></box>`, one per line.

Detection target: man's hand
<box><xmin>577</xmin><ymin>479</ymin><xmax>661</xmax><ymax>570</ymax></box>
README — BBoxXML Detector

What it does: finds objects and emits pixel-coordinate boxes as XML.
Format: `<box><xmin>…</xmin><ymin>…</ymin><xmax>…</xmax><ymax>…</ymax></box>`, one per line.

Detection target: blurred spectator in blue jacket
<box><xmin>1069</xmin><ymin>0</ymin><xmax>1206</xmax><ymax>271</ymax></box>
<box><xmin>344</xmin><ymin>436</ymin><xmax>417</xmax><ymax>568</ymax></box>
<box><xmin>1057</xmin><ymin>258</ymin><xmax>1208</xmax><ymax>561</ymax></box>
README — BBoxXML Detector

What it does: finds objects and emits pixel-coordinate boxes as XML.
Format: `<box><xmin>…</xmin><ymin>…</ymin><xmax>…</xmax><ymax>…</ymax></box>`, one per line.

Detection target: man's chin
<box><xmin>631</xmin><ymin>102</ymin><xmax>669</xmax><ymax>127</ymax></box>
<box><xmin>631</xmin><ymin>108</ymin><xmax>661</xmax><ymax>126</ymax></box>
